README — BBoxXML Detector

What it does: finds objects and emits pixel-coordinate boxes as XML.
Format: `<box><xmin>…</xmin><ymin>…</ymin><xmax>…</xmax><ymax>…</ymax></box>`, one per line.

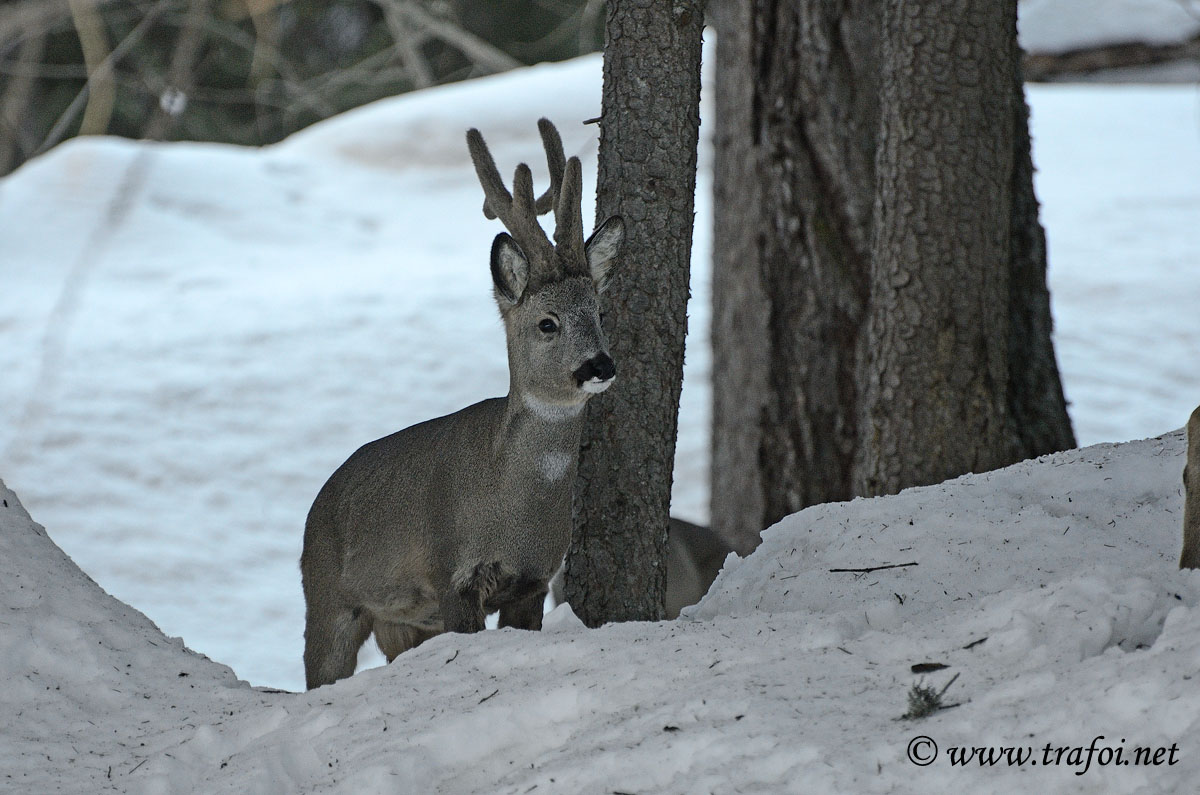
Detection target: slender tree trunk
<box><xmin>565</xmin><ymin>0</ymin><xmax>703</xmax><ymax>625</ymax></box>
<box><xmin>1007</xmin><ymin>62</ymin><xmax>1076</xmax><ymax>459</ymax></box>
<box><xmin>711</xmin><ymin>0</ymin><xmax>880</xmax><ymax>553</ymax></box>
<box><xmin>854</xmin><ymin>0</ymin><xmax>1017</xmax><ymax>494</ymax></box>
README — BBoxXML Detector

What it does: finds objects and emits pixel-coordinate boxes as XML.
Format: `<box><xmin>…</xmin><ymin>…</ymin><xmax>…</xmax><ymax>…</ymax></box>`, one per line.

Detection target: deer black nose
<box><xmin>574</xmin><ymin>353</ymin><xmax>615</xmax><ymax>385</ymax></box>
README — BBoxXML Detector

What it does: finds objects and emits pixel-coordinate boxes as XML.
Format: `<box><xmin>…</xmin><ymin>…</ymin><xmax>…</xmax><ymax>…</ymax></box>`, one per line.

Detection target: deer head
<box><xmin>466</xmin><ymin>119</ymin><xmax>625</xmax><ymax>409</ymax></box>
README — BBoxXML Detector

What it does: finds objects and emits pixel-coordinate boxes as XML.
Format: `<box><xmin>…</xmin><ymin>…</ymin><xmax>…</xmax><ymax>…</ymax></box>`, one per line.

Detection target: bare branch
<box><xmin>35</xmin><ymin>3</ymin><xmax>162</xmax><ymax>156</ymax></box>
<box><xmin>377</xmin><ymin>0</ymin><xmax>434</xmax><ymax>89</ymax></box>
<box><xmin>0</xmin><ymin>0</ymin><xmax>116</xmax><ymax>44</ymax></box>
<box><xmin>376</xmin><ymin>0</ymin><xmax>521</xmax><ymax>74</ymax></box>
<box><xmin>145</xmin><ymin>0</ymin><xmax>214</xmax><ymax>141</ymax></box>
<box><xmin>67</xmin><ymin>0</ymin><xmax>115</xmax><ymax>135</ymax></box>
<box><xmin>828</xmin><ymin>561</ymin><xmax>919</xmax><ymax>574</ymax></box>
<box><xmin>0</xmin><ymin>28</ymin><xmax>45</xmax><ymax>174</ymax></box>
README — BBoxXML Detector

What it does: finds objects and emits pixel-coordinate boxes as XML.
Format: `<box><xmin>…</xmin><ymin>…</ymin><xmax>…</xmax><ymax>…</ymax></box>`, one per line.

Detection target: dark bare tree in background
<box><xmin>710</xmin><ymin>0</ymin><xmax>879</xmax><ymax>554</ymax></box>
<box><xmin>0</xmin><ymin>0</ymin><xmax>603</xmax><ymax>176</ymax></box>
<box><xmin>564</xmin><ymin>0</ymin><xmax>704</xmax><ymax>625</ymax></box>
<box><xmin>711</xmin><ymin>0</ymin><xmax>1074</xmax><ymax>552</ymax></box>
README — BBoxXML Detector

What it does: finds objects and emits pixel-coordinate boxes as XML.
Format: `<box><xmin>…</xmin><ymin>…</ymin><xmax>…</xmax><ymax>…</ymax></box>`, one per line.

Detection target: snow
<box><xmin>4</xmin><ymin>429</ymin><xmax>1198</xmax><ymax>792</ymax></box>
<box><xmin>2</xmin><ymin>19</ymin><xmax>1200</xmax><ymax>793</ymax></box>
<box><xmin>1031</xmin><ymin>84</ymin><xmax>1200</xmax><ymax>444</ymax></box>
<box><xmin>1019</xmin><ymin>0</ymin><xmax>1200</xmax><ymax>53</ymax></box>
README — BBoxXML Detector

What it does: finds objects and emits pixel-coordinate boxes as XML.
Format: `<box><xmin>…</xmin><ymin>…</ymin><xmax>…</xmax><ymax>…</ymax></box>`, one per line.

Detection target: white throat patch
<box><xmin>538</xmin><ymin>451</ymin><xmax>573</xmax><ymax>481</ymax></box>
<box><xmin>524</xmin><ymin>395</ymin><xmax>585</xmax><ymax>422</ymax></box>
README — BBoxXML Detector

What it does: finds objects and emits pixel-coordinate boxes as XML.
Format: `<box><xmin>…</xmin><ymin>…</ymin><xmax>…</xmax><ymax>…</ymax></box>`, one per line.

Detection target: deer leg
<box><xmin>498</xmin><ymin>588</ymin><xmax>547</xmax><ymax>630</ymax></box>
<box><xmin>374</xmin><ymin>621</ymin><xmax>439</xmax><ymax>662</ymax></box>
<box><xmin>303</xmin><ymin>604</ymin><xmax>372</xmax><ymax>690</ymax></box>
<box><xmin>441</xmin><ymin>587</ymin><xmax>486</xmax><ymax>634</ymax></box>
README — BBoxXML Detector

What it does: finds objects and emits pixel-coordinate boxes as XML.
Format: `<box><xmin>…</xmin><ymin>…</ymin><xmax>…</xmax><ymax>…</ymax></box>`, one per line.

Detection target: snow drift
<box><xmin>3</xmin><ymin>431</ymin><xmax>1199</xmax><ymax>792</ymax></box>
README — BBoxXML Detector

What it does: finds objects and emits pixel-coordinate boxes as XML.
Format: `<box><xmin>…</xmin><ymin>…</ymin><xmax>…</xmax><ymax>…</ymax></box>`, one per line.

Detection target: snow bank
<box><xmin>4</xmin><ymin>431</ymin><xmax>1199</xmax><ymax>792</ymax></box>
<box><xmin>0</xmin><ymin>478</ymin><xmax>249</xmax><ymax>791</ymax></box>
<box><xmin>1019</xmin><ymin>0</ymin><xmax>1200</xmax><ymax>53</ymax></box>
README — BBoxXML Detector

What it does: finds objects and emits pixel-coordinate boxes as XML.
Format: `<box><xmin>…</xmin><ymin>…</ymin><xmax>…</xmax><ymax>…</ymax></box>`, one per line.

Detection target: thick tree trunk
<box><xmin>711</xmin><ymin>0</ymin><xmax>880</xmax><ymax>553</ymax></box>
<box><xmin>854</xmin><ymin>0</ymin><xmax>1017</xmax><ymax>495</ymax></box>
<box><xmin>712</xmin><ymin>0</ymin><xmax>1075</xmax><ymax>540</ymax></box>
<box><xmin>564</xmin><ymin>0</ymin><xmax>703</xmax><ymax>625</ymax></box>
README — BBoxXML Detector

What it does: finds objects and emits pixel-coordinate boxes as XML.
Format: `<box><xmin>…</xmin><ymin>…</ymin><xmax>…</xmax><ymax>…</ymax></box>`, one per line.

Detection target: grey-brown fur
<box><xmin>547</xmin><ymin>517</ymin><xmax>732</xmax><ymax>619</ymax></box>
<box><xmin>1180</xmin><ymin>405</ymin><xmax>1200</xmax><ymax>569</ymax></box>
<box><xmin>300</xmin><ymin>119</ymin><xmax>625</xmax><ymax>689</ymax></box>
<box><xmin>664</xmin><ymin>518</ymin><xmax>733</xmax><ymax>619</ymax></box>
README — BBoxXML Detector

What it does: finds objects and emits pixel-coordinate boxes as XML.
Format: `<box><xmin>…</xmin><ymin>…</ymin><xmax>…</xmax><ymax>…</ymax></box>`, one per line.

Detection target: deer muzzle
<box><xmin>574</xmin><ymin>353</ymin><xmax>616</xmax><ymax>393</ymax></box>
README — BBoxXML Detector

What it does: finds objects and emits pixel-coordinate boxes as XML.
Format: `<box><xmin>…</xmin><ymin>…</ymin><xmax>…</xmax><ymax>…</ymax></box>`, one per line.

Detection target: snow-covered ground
<box><xmin>1019</xmin><ymin>0</ymin><xmax>1200</xmax><ymax>53</ymax></box>
<box><xmin>2</xmin><ymin>9</ymin><xmax>1200</xmax><ymax>790</ymax></box>
<box><xmin>3</xmin><ymin>427</ymin><xmax>1198</xmax><ymax>792</ymax></box>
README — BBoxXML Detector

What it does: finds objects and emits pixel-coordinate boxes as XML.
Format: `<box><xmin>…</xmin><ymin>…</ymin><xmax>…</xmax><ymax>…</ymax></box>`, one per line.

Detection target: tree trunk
<box><xmin>712</xmin><ymin>0</ymin><xmax>1075</xmax><ymax>543</ymax></box>
<box><xmin>709</xmin><ymin>0</ymin><xmax>766</xmax><ymax>556</ymax></box>
<box><xmin>711</xmin><ymin>0</ymin><xmax>880</xmax><ymax>553</ymax></box>
<box><xmin>564</xmin><ymin>0</ymin><xmax>703</xmax><ymax>625</ymax></box>
<box><xmin>854</xmin><ymin>0</ymin><xmax>1017</xmax><ymax>495</ymax></box>
<box><xmin>1007</xmin><ymin>62</ymin><xmax>1077</xmax><ymax>459</ymax></box>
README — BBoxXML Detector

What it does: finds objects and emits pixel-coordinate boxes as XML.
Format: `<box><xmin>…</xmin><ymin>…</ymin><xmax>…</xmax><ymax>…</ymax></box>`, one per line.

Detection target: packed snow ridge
<box><xmin>4</xmin><ymin>431</ymin><xmax>1200</xmax><ymax>793</ymax></box>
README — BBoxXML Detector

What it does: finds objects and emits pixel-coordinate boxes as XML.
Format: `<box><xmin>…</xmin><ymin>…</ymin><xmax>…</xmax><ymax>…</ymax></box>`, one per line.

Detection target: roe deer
<box><xmin>300</xmin><ymin>119</ymin><xmax>625</xmax><ymax>689</ymax></box>
<box><xmin>663</xmin><ymin>518</ymin><xmax>733</xmax><ymax>619</ymax></box>
<box><xmin>548</xmin><ymin>517</ymin><xmax>733</xmax><ymax>619</ymax></box>
<box><xmin>1180</xmin><ymin>405</ymin><xmax>1200</xmax><ymax>569</ymax></box>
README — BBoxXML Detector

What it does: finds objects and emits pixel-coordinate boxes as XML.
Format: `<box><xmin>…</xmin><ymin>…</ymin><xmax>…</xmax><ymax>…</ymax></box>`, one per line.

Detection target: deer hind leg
<box><xmin>374</xmin><ymin>621</ymin><xmax>439</xmax><ymax>662</ymax></box>
<box><xmin>440</xmin><ymin>586</ymin><xmax>487</xmax><ymax>634</ymax></box>
<box><xmin>498</xmin><ymin>587</ymin><xmax>547</xmax><ymax>630</ymax></box>
<box><xmin>303</xmin><ymin>604</ymin><xmax>372</xmax><ymax>690</ymax></box>
<box><xmin>442</xmin><ymin>561</ymin><xmax>506</xmax><ymax>634</ymax></box>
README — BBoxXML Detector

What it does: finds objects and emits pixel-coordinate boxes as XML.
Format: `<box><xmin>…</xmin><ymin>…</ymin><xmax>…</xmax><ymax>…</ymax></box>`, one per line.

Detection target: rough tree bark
<box><xmin>855</xmin><ymin>0</ymin><xmax>1017</xmax><ymax>494</ymax></box>
<box><xmin>564</xmin><ymin>0</ymin><xmax>704</xmax><ymax>625</ymax></box>
<box><xmin>711</xmin><ymin>0</ymin><xmax>1075</xmax><ymax>549</ymax></box>
<box><xmin>711</xmin><ymin>0</ymin><xmax>881</xmax><ymax>553</ymax></box>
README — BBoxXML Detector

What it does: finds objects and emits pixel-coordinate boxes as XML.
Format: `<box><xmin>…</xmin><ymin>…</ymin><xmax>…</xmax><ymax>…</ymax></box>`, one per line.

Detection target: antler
<box><xmin>466</xmin><ymin>118</ymin><xmax>588</xmax><ymax>286</ymax></box>
<box><xmin>534</xmin><ymin>118</ymin><xmax>565</xmax><ymax>216</ymax></box>
<box><xmin>553</xmin><ymin>155</ymin><xmax>585</xmax><ymax>267</ymax></box>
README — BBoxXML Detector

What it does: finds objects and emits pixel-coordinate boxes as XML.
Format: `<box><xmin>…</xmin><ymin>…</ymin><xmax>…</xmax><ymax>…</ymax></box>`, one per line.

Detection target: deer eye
<box><xmin>538</xmin><ymin>318</ymin><xmax>559</xmax><ymax>334</ymax></box>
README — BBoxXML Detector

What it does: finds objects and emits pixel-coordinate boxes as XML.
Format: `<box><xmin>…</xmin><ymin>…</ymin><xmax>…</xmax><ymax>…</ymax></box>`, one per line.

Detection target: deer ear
<box><xmin>491</xmin><ymin>233</ymin><xmax>529</xmax><ymax>306</ymax></box>
<box><xmin>585</xmin><ymin>216</ymin><xmax>624</xmax><ymax>293</ymax></box>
